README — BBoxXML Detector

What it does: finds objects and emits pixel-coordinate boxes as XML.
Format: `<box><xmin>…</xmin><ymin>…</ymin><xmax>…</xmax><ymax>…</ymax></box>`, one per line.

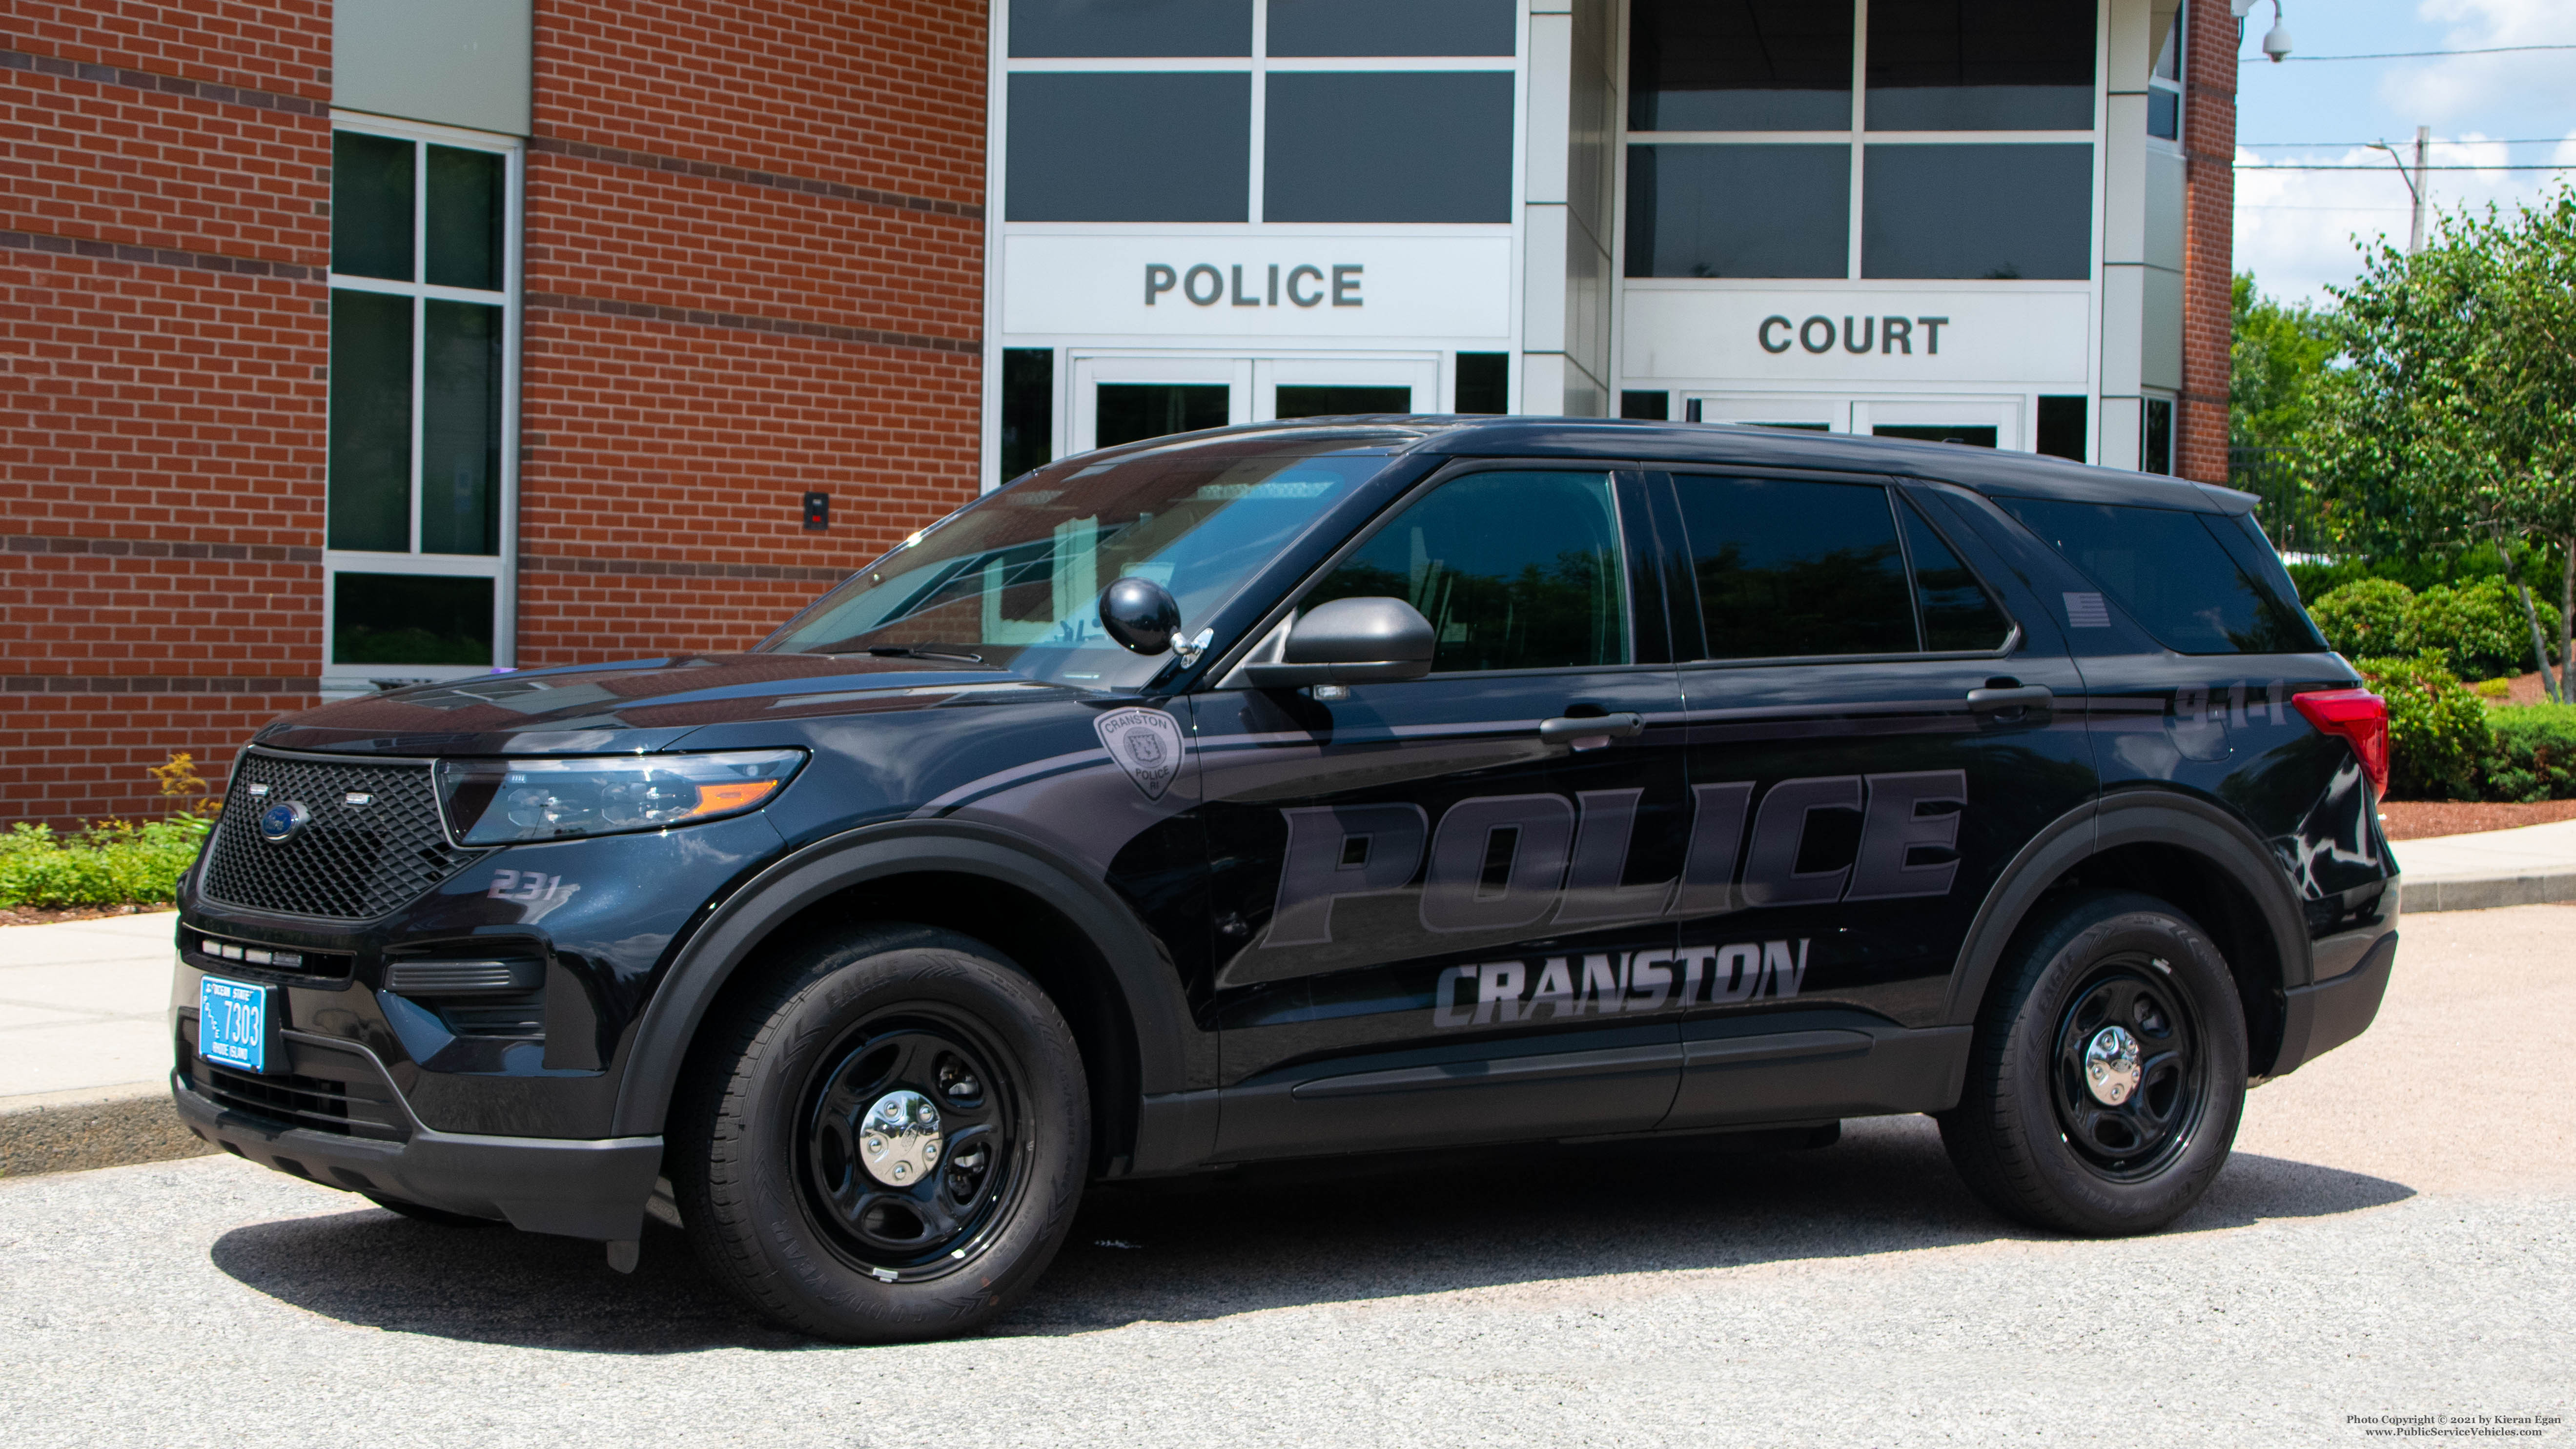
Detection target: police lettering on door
<box><xmin>1253</xmin><ymin>771</ymin><xmax>1967</xmax><ymax>1029</ymax></box>
<box><xmin>1146</xmin><ymin>263</ymin><xmax>1364</xmax><ymax>308</ymax></box>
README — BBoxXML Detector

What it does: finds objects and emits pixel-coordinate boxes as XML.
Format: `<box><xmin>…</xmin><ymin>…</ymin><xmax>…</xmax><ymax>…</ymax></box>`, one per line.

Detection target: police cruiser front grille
<box><xmin>201</xmin><ymin>752</ymin><xmax>484</xmax><ymax>921</ymax></box>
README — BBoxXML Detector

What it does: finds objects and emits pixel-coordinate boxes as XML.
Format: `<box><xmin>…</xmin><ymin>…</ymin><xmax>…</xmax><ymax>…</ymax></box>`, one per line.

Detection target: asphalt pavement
<box><xmin>0</xmin><ymin>905</ymin><xmax>2567</xmax><ymax>1448</ymax></box>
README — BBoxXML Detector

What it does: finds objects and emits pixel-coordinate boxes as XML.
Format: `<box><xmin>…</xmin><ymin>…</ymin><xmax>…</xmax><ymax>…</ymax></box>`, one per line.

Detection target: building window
<box><xmin>2148</xmin><ymin>4</ymin><xmax>2185</xmax><ymax>142</ymax></box>
<box><xmin>2037</xmin><ymin>395</ymin><xmax>2087</xmax><ymax>461</ymax></box>
<box><xmin>1623</xmin><ymin>0</ymin><xmax>2096</xmax><ymax>281</ymax></box>
<box><xmin>2144</xmin><ymin>397</ymin><xmax>2175</xmax><ymax>475</ymax></box>
<box><xmin>1001</xmin><ymin>349</ymin><xmax>1055</xmax><ymax>484</ymax></box>
<box><xmin>1456</xmin><ymin>353</ymin><xmax>1511</xmax><ymax>413</ymax></box>
<box><xmin>999</xmin><ymin>0</ymin><xmax>1515</xmax><ymax>225</ymax></box>
<box><xmin>326</xmin><ymin>117</ymin><xmax>518</xmax><ymax>680</ymax></box>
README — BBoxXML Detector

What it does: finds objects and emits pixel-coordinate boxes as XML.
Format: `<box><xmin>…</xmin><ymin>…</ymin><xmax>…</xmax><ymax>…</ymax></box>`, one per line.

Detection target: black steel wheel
<box><xmin>1940</xmin><ymin>890</ymin><xmax>2247</xmax><ymax>1236</ymax></box>
<box><xmin>672</xmin><ymin>924</ymin><xmax>1088</xmax><ymax>1342</ymax></box>
<box><xmin>798</xmin><ymin>1013</ymin><xmax>1026</xmax><ymax>1279</ymax></box>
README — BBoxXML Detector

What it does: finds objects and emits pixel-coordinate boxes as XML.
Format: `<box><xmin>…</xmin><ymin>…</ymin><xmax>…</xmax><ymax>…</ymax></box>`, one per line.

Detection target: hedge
<box><xmin>2485</xmin><ymin>704</ymin><xmax>2576</xmax><ymax>802</ymax></box>
<box><xmin>2356</xmin><ymin>654</ymin><xmax>2494</xmax><ymax>800</ymax></box>
<box><xmin>0</xmin><ymin>816</ymin><xmax>211</xmax><ymax>910</ymax></box>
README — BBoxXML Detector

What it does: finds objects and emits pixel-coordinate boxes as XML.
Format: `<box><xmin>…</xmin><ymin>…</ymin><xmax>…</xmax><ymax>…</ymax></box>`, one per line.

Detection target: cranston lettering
<box><xmin>1146</xmin><ymin>263</ymin><xmax>1363</xmax><ymax>309</ymax></box>
<box><xmin>1263</xmin><ymin>770</ymin><xmax>1966</xmax><ymax>948</ymax></box>
<box><xmin>1758</xmin><ymin>314</ymin><xmax>1949</xmax><ymax>356</ymax></box>
<box><xmin>1431</xmin><ymin>940</ymin><xmax>1811</xmax><ymax>1029</ymax></box>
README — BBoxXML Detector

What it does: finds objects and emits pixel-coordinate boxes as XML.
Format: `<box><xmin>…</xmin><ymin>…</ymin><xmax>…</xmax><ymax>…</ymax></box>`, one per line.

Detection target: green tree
<box><xmin>2230</xmin><ymin>273</ymin><xmax>2335</xmax><ymax>451</ymax></box>
<box><xmin>2304</xmin><ymin>186</ymin><xmax>2576</xmax><ymax>702</ymax></box>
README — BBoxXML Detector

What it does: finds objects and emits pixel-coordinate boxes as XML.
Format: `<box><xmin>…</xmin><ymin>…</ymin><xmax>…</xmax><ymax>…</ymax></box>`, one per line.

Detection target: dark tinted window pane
<box><xmin>332</xmin><ymin>131</ymin><xmax>413</xmax><ymax>281</ymax></box>
<box><xmin>1276</xmin><ymin>385</ymin><xmax>1410</xmax><ymax>418</ymax></box>
<box><xmin>1628</xmin><ymin>0</ymin><xmax>1853</xmax><ymax>131</ymax></box>
<box><xmin>1098</xmin><ymin>384</ymin><xmax>1229</xmax><ymax>447</ymax></box>
<box><xmin>2147</xmin><ymin>88</ymin><xmax>2179</xmax><ymax>141</ymax></box>
<box><xmin>1873</xmin><ymin>424</ymin><xmax>1997</xmax><ymax>447</ymax></box>
<box><xmin>1266</xmin><ymin>73</ymin><xmax>1513</xmax><ymax>223</ymax></box>
<box><xmin>1008</xmin><ymin>74</ymin><xmax>1249</xmax><ymax>222</ymax></box>
<box><xmin>1676</xmin><ymin>476</ymin><xmax>1914</xmax><ymax>658</ymax></box>
<box><xmin>333</xmin><ymin>572</ymin><xmax>493</xmax><ymax>666</ymax></box>
<box><xmin>2037</xmin><ymin>395</ymin><xmax>2086</xmax><ymax>460</ymax></box>
<box><xmin>1620</xmin><ymin>389</ymin><xmax>1670</xmax><ymax>421</ymax></box>
<box><xmin>1626</xmin><ymin>145</ymin><xmax>1849</xmax><ymax>278</ymax></box>
<box><xmin>1455</xmin><ymin>353</ymin><xmax>1509</xmax><ymax>413</ymax></box>
<box><xmin>1008</xmin><ymin>0</ymin><xmax>1249</xmax><ymax>56</ymax></box>
<box><xmin>1002</xmin><ymin>348</ymin><xmax>1054</xmax><ymax>482</ymax></box>
<box><xmin>1901</xmin><ymin>503</ymin><xmax>2011</xmax><ymax>651</ymax></box>
<box><xmin>2002</xmin><ymin>499</ymin><xmax>2325</xmax><ymax>654</ymax></box>
<box><xmin>327</xmin><ymin>288</ymin><xmax>412</xmax><ymax>552</ymax></box>
<box><xmin>1269</xmin><ymin>0</ymin><xmax>1513</xmax><ymax>56</ymax></box>
<box><xmin>424</xmin><ymin>145</ymin><xmax>504</xmax><ymax>290</ymax></box>
<box><xmin>2145</xmin><ymin>398</ymin><xmax>2174</xmax><ymax>474</ymax></box>
<box><xmin>421</xmin><ymin>301</ymin><xmax>501</xmax><ymax>555</ymax></box>
<box><xmin>1865</xmin><ymin>0</ymin><xmax>2094</xmax><ymax>130</ymax></box>
<box><xmin>1307</xmin><ymin>471</ymin><xmax>1628</xmax><ymax>672</ymax></box>
<box><xmin>1861</xmin><ymin>143</ymin><xmax>2090</xmax><ymax>279</ymax></box>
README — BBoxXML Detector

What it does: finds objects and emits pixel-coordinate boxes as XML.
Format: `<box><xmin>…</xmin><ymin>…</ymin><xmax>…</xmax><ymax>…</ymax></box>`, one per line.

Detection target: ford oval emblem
<box><xmin>258</xmin><ymin>801</ymin><xmax>311</xmax><ymax>845</ymax></box>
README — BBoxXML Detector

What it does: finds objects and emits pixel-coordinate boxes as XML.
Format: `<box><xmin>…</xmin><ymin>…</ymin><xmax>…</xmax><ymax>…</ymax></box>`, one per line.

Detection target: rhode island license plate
<box><xmin>198</xmin><ymin>976</ymin><xmax>274</xmax><ymax>1073</ymax></box>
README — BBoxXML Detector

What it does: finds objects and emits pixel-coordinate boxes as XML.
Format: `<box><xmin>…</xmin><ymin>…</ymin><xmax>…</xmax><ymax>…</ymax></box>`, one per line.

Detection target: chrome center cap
<box><xmin>2084</xmin><ymin>1025</ymin><xmax>2144</xmax><ymax>1105</ymax></box>
<box><xmin>858</xmin><ymin>1089</ymin><xmax>943</xmax><ymax>1187</ymax></box>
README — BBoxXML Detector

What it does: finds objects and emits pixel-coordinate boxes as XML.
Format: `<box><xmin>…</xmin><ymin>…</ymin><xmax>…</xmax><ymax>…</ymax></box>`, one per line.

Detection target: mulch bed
<box><xmin>2377</xmin><ymin>799</ymin><xmax>2576</xmax><ymax>841</ymax></box>
<box><xmin>0</xmin><ymin>903</ymin><xmax>169</xmax><ymax>928</ymax></box>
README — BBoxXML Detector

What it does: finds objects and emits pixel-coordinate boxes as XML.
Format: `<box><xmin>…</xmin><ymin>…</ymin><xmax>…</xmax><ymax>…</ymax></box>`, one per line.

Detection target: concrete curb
<box><xmin>2400</xmin><ymin>872</ymin><xmax>2576</xmax><ymax>915</ymax></box>
<box><xmin>0</xmin><ymin>1082</ymin><xmax>215</xmax><ymax>1179</ymax></box>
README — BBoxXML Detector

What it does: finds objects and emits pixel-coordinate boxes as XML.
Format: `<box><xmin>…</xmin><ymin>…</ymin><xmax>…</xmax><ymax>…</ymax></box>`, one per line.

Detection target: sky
<box><xmin>2229</xmin><ymin>0</ymin><xmax>2576</xmax><ymax>308</ymax></box>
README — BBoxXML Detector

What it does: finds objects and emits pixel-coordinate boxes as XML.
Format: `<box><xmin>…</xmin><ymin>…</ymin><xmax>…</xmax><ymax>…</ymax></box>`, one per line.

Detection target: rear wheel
<box><xmin>1940</xmin><ymin>891</ymin><xmax>2248</xmax><ymax>1235</ymax></box>
<box><xmin>671</xmin><ymin>926</ymin><xmax>1088</xmax><ymax>1342</ymax></box>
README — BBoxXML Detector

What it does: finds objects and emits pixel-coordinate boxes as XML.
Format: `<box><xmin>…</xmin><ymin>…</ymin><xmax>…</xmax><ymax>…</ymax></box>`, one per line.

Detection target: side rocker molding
<box><xmin>1940</xmin><ymin>788</ymin><xmax>2314</xmax><ymax>1030</ymax></box>
<box><xmin>608</xmin><ymin>819</ymin><xmax>1201</xmax><ymax>1140</ymax></box>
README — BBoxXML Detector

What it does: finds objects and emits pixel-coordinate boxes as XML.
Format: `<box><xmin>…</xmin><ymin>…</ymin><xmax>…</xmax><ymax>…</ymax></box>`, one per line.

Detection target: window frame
<box><xmin>1617</xmin><ymin>0</ymin><xmax>2107</xmax><ymax>283</ymax></box>
<box><xmin>323</xmin><ymin>110</ymin><xmax>523</xmax><ymax>689</ymax></box>
<box><xmin>1657</xmin><ymin>467</ymin><xmax>2022</xmax><ymax>668</ymax></box>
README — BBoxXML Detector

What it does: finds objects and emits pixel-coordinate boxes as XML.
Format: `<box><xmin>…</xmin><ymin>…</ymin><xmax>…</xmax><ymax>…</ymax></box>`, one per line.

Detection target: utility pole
<box><xmin>2408</xmin><ymin>124</ymin><xmax>2429</xmax><ymax>253</ymax></box>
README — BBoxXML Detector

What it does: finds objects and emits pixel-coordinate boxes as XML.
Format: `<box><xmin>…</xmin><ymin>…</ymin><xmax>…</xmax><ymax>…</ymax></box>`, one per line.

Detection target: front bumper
<box><xmin>171</xmin><ymin>1053</ymin><xmax>662</xmax><ymax>1242</ymax></box>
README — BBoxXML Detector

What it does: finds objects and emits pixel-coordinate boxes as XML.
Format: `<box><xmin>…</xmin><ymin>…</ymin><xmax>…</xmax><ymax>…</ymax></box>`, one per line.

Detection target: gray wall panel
<box><xmin>335</xmin><ymin>0</ymin><xmax>532</xmax><ymax>136</ymax></box>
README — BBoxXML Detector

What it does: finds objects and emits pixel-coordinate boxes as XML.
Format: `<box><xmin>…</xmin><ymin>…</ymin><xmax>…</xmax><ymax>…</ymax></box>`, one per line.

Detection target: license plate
<box><xmin>198</xmin><ymin>976</ymin><xmax>274</xmax><ymax>1074</ymax></box>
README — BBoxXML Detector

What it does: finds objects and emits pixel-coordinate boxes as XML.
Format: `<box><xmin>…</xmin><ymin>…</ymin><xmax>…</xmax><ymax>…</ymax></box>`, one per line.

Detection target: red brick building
<box><xmin>4</xmin><ymin>0</ymin><xmax>2235</xmax><ymax>826</ymax></box>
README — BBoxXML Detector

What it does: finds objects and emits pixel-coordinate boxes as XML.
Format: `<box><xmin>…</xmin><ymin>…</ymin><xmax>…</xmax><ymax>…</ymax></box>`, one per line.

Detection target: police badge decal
<box><xmin>1094</xmin><ymin>707</ymin><xmax>1185</xmax><ymax>801</ymax></box>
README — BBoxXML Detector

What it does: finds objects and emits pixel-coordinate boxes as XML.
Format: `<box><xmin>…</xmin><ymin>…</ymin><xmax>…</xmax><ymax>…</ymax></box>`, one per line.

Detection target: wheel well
<box><xmin>675</xmin><ymin>869</ymin><xmax>1144</xmax><ymax>1176</ymax></box>
<box><xmin>2047</xmin><ymin>843</ymin><xmax>2290</xmax><ymax>1075</ymax></box>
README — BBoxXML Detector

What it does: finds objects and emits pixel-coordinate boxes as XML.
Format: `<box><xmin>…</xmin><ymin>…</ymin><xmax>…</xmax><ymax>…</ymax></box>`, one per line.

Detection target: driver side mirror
<box><xmin>1243</xmin><ymin>597</ymin><xmax>1435</xmax><ymax>687</ymax></box>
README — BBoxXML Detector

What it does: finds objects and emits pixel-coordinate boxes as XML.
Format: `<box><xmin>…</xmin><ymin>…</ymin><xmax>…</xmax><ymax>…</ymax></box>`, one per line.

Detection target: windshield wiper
<box><xmin>809</xmin><ymin>642</ymin><xmax>988</xmax><ymax>663</ymax></box>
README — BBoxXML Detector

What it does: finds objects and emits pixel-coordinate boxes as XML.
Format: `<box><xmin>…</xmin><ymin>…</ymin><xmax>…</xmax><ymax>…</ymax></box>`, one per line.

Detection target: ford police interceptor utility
<box><xmin>170</xmin><ymin>418</ymin><xmax>2399</xmax><ymax>1342</ymax></box>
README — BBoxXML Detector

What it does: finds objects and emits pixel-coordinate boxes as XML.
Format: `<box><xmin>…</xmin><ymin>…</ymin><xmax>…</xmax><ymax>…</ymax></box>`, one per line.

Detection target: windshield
<box><xmin>760</xmin><ymin>430</ymin><xmax>1411</xmax><ymax>687</ymax></box>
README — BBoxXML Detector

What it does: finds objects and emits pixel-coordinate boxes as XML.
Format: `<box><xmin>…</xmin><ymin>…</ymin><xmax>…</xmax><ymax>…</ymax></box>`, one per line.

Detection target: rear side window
<box><xmin>1304</xmin><ymin>470</ymin><xmax>1630</xmax><ymax>672</ymax></box>
<box><xmin>1672</xmin><ymin>475</ymin><xmax>1915</xmax><ymax>658</ymax></box>
<box><xmin>2002</xmin><ymin>498</ymin><xmax>2325</xmax><ymax>654</ymax></box>
<box><xmin>1901</xmin><ymin>501</ymin><xmax>2014</xmax><ymax>651</ymax></box>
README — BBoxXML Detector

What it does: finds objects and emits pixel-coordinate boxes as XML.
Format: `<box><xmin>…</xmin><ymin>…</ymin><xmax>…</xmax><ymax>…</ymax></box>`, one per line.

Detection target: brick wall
<box><xmin>514</xmin><ymin>0</ymin><xmax>986</xmax><ymax>670</ymax></box>
<box><xmin>2</xmin><ymin>1</ymin><xmax>332</xmax><ymax>825</ymax></box>
<box><xmin>2177</xmin><ymin>0</ymin><xmax>2236</xmax><ymax>485</ymax></box>
<box><xmin>1</xmin><ymin>1</ymin><xmax>989</xmax><ymax>827</ymax></box>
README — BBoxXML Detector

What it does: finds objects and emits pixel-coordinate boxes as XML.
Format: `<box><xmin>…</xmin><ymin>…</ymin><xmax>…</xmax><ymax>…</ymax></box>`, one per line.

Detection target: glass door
<box><xmin>1256</xmin><ymin>356</ymin><xmax>1440</xmax><ymax>421</ymax></box>
<box><xmin>1855</xmin><ymin>397</ymin><xmax>2024</xmax><ymax>451</ymax></box>
<box><xmin>1069</xmin><ymin>354</ymin><xmax>1250</xmax><ymax>453</ymax></box>
<box><xmin>1676</xmin><ymin>393</ymin><xmax>1848</xmax><ymax>432</ymax></box>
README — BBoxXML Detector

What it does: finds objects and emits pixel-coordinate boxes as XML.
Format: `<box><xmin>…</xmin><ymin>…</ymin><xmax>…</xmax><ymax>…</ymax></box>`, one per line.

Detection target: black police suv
<box><xmin>171</xmin><ymin>418</ymin><xmax>2399</xmax><ymax>1341</ymax></box>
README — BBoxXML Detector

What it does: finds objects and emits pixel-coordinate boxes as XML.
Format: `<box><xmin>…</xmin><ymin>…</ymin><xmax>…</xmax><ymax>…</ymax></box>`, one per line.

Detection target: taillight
<box><xmin>2294</xmin><ymin>689</ymin><xmax>2390</xmax><ymax>797</ymax></box>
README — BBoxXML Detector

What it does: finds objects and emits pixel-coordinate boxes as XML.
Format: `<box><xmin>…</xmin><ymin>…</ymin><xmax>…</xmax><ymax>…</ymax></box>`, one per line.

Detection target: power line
<box><xmin>2241</xmin><ymin>138</ymin><xmax>2576</xmax><ymax>149</ymax></box>
<box><xmin>2237</xmin><ymin>163</ymin><xmax>2576</xmax><ymax>172</ymax></box>
<box><xmin>2241</xmin><ymin>42</ymin><xmax>2576</xmax><ymax>63</ymax></box>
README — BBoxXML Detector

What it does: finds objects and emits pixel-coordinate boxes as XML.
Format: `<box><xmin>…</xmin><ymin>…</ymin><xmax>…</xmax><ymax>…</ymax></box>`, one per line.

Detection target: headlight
<box><xmin>435</xmin><ymin>749</ymin><xmax>806</xmax><ymax>845</ymax></box>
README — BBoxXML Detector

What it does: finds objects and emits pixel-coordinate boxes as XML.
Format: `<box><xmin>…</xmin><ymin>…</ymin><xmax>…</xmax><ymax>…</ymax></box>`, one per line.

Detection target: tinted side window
<box><xmin>1306</xmin><ymin>472</ymin><xmax>1629</xmax><ymax>672</ymax></box>
<box><xmin>2002</xmin><ymin>498</ymin><xmax>2327</xmax><ymax>654</ymax></box>
<box><xmin>1900</xmin><ymin>501</ymin><xmax>2013</xmax><ymax>651</ymax></box>
<box><xmin>1674</xmin><ymin>476</ymin><xmax>1914</xmax><ymax>659</ymax></box>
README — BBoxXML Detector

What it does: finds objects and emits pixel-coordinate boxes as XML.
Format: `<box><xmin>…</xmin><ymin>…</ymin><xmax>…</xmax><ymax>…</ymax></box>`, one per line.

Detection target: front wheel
<box><xmin>671</xmin><ymin>926</ymin><xmax>1089</xmax><ymax>1342</ymax></box>
<box><xmin>1940</xmin><ymin>891</ymin><xmax>2248</xmax><ymax>1236</ymax></box>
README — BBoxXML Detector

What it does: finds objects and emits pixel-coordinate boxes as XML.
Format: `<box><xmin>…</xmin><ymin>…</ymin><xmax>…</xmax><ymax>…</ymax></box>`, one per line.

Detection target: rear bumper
<box><xmin>2270</xmin><ymin>929</ymin><xmax>2398</xmax><ymax>1078</ymax></box>
<box><xmin>171</xmin><ymin>1075</ymin><xmax>661</xmax><ymax>1242</ymax></box>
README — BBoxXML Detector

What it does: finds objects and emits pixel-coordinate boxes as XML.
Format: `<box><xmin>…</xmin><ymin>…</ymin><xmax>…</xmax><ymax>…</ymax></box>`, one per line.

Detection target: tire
<box><xmin>1939</xmin><ymin>890</ymin><xmax>2249</xmax><ymax>1236</ymax></box>
<box><xmin>669</xmin><ymin>925</ymin><xmax>1089</xmax><ymax>1342</ymax></box>
<box><xmin>364</xmin><ymin>1194</ymin><xmax>497</xmax><ymax>1228</ymax></box>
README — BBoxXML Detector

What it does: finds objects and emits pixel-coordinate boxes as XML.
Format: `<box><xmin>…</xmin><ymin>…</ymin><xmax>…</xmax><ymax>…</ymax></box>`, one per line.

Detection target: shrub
<box><xmin>2355</xmin><ymin>653</ymin><xmax>2494</xmax><ymax>800</ymax></box>
<box><xmin>2413</xmin><ymin>578</ymin><xmax>2562</xmax><ymax>680</ymax></box>
<box><xmin>2484</xmin><ymin>704</ymin><xmax>2576</xmax><ymax>802</ymax></box>
<box><xmin>2311</xmin><ymin>579</ymin><xmax>2419</xmax><ymax>659</ymax></box>
<box><xmin>0</xmin><ymin>816</ymin><xmax>211</xmax><ymax>909</ymax></box>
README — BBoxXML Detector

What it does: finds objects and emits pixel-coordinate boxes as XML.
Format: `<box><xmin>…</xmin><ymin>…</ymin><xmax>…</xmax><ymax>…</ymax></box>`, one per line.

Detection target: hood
<box><xmin>253</xmin><ymin>653</ymin><xmax>1077</xmax><ymax>756</ymax></box>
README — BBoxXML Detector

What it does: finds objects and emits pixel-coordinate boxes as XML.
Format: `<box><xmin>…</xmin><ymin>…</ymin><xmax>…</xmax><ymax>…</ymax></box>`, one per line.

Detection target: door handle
<box><xmin>1538</xmin><ymin>712</ymin><xmax>1645</xmax><ymax>750</ymax></box>
<box><xmin>1965</xmin><ymin>685</ymin><xmax>2054</xmax><ymax>713</ymax></box>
